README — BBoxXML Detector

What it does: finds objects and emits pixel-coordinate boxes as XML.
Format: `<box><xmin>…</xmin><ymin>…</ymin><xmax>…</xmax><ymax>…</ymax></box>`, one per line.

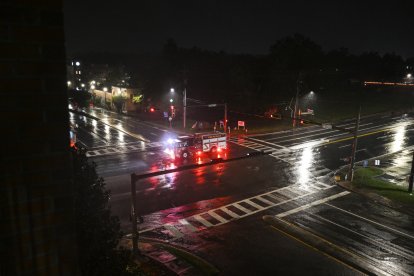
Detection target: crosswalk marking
<box><xmin>164</xmin><ymin>224</ymin><xmax>184</xmax><ymax>238</ymax></box>
<box><xmin>86</xmin><ymin>141</ymin><xmax>162</xmax><ymax>157</ymax></box>
<box><xmin>178</xmin><ymin>219</ymin><xmax>198</xmax><ymax>232</ymax></box>
<box><xmin>245</xmin><ymin>199</ymin><xmax>266</xmax><ymax>210</ymax></box>
<box><xmin>255</xmin><ymin>196</ymin><xmax>275</xmax><ymax>206</ymax></box>
<box><xmin>208</xmin><ymin>211</ymin><xmax>228</xmax><ymax>224</ymax></box>
<box><xmin>233</xmin><ymin>203</ymin><xmax>252</xmax><ymax>214</ymax></box>
<box><xmin>220</xmin><ymin>207</ymin><xmax>240</xmax><ymax>218</ymax></box>
<box><xmin>194</xmin><ymin>214</ymin><xmax>214</xmax><ymax>227</ymax></box>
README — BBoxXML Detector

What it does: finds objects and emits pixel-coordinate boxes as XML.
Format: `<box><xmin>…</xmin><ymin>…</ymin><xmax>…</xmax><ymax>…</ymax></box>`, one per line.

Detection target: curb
<box><xmin>262</xmin><ymin>215</ymin><xmax>380</xmax><ymax>275</ymax></box>
<box><xmin>122</xmin><ymin>237</ymin><xmax>219</xmax><ymax>275</ymax></box>
<box><xmin>333</xmin><ymin>169</ymin><xmax>414</xmax><ymax>217</ymax></box>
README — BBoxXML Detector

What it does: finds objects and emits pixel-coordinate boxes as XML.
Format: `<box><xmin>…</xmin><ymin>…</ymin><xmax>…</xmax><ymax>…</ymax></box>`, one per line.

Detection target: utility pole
<box><xmin>130</xmin><ymin>173</ymin><xmax>139</xmax><ymax>255</ymax></box>
<box><xmin>183</xmin><ymin>87</ymin><xmax>187</xmax><ymax>129</ymax></box>
<box><xmin>408</xmin><ymin>151</ymin><xmax>414</xmax><ymax>193</ymax></box>
<box><xmin>293</xmin><ymin>76</ymin><xmax>300</xmax><ymax>128</ymax></box>
<box><xmin>182</xmin><ymin>70</ymin><xmax>188</xmax><ymax>129</ymax></box>
<box><xmin>348</xmin><ymin>105</ymin><xmax>361</xmax><ymax>182</ymax></box>
<box><xmin>224</xmin><ymin>103</ymin><xmax>227</xmax><ymax>131</ymax></box>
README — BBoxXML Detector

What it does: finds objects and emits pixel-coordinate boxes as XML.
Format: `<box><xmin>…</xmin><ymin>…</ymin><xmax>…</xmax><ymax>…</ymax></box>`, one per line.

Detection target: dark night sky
<box><xmin>63</xmin><ymin>0</ymin><xmax>414</xmax><ymax>58</ymax></box>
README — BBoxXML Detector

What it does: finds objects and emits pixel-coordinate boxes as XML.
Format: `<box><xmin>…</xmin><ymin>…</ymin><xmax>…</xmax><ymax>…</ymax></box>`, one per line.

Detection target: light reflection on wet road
<box><xmin>72</xmin><ymin>109</ymin><xmax>414</xmax><ymax>275</ymax></box>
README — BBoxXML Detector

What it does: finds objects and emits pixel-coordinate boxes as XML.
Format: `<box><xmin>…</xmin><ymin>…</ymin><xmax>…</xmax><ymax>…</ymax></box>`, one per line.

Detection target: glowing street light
<box><xmin>170</xmin><ymin>98</ymin><xmax>174</xmax><ymax>103</ymax></box>
<box><xmin>407</xmin><ymin>73</ymin><xmax>412</xmax><ymax>78</ymax></box>
<box><xmin>75</xmin><ymin>61</ymin><xmax>80</xmax><ymax>66</ymax></box>
<box><xmin>90</xmin><ymin>85</ymin><xmax>96</xmax><ymax>90</ymax></box>
<box><xmin>170</xmin><ymin>88</ymin><xmax>175</xmax><ymax>93</ymax></box>
<box><xmin>80</xmin><ymin>83</ymin><xmax>85</xmax><ymax>88</ymax></box>
<box><xmin>67</xmin><ymin>81</ymin><xmax>71</xmax><ymax>86</ymax></box>
<box><xmin>103</xmin><ymin>87</ymin><xmax>108</xmax><ymax>92</ymax></box>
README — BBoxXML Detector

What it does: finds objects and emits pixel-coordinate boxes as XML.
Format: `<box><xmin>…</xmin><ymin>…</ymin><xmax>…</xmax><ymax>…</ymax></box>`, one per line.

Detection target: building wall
<box><xmin>0</xmin><ymin>0</ymin><xmax>79</xmax><ymax>274</ymax></box>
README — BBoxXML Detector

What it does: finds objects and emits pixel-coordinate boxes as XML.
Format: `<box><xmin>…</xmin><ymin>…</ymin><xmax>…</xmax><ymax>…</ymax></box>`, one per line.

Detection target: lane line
<box><xmin>325</xmin><ymin>203</ymin><xmax>414</xmax><ymax>240</ymax></box>
<box><xmin>277</xmin><ymin>191</ymin><xmax>350</xmax><ymax>218</ymax></box>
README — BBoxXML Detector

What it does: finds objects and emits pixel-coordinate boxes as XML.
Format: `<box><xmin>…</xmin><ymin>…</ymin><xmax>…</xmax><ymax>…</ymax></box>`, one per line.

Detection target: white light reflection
<box><xmin>118</xmin><ymin>131</ymin><xmax>124</xmax><ymax>142</ymax></box>
<box><xmin>297</xmin><ymin>146</ymin><xmax>313</xmax><ymax>186</ymax></box>
<box><xmin>390</xmin><ymin>125</ymin><xmax>406</xmax><ymax>153</ymax></box>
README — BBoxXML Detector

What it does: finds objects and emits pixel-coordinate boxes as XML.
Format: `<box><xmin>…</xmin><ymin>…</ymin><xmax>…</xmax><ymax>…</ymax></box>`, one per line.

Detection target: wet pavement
<box><xmin>71</xmin><ymin>108</ymin><xmax>414</xmax><ymax>275</ymax></box>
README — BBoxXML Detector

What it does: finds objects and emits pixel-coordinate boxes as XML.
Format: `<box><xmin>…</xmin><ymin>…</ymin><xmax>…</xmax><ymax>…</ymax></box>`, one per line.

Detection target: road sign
<box><xmin>238</xmin><ymin>120</ymin><xmax>245</xmax><ymax>130</ymax></box>
<box><xmin>163</xmin><ymin>111</ymin><xmax>168</xmax><ymax>118</ymax></box>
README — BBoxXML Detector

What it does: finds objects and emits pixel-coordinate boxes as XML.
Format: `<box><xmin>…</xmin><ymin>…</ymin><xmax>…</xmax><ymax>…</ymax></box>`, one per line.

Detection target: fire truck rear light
<box><xmin>197</xmin><ymin>151</ymin><xmax>202</xmax><ymax>155</ymax></box>
<box><xmin>217</xmin><ymin>148</ymin><xmax>222</xmax><ymax>152</ymax></box>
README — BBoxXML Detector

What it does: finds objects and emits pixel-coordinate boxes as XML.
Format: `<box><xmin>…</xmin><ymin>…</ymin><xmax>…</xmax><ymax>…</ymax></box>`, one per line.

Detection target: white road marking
<box><xmin>164</xmin><ymin>224</ymin><xmax>184</xmax><ymax>238</ymax></box>
<box><xmin>325</xmin><ymin>203</ymin><xmax>414</xmax><ymax>240</ymax></box>
<box><xmin>194</xmin><ymin>214</ymin><xmax>214</xmax><ymax>227</ymax></box>
<box><xmin>338</xmin><ymin>144</ymin><xmax>351</xmax><ymax>148</ymax></box>
<box><xmin>178</xmin><ymin>218</ymin><xmax>198</xmax><ymax>232</ymax></box>
<box><xmin>255</xmin><ymin>196</ymin><xmax>275</xmax><ymax>206</ymax></box>
<box><xmin>208</xmin><ymin>211</ymin><xmax>228</xmax><ymax>224</ymax></box>
<box><xmin>277</xmin><ymin>191</ymin><xmax>350</xmax><ymax>218</ymax></box>
<box><xmin>233</xmin><ymin>203</ymin><xmax>252</xmax><ymax>214</ymax></box>
<box><xmin>221</xmin><ymin>207</ymin><xmax>240</xmax><ymax>218</ymax></box>
<box><xmin>245</xmin><ymin>199</ymin><xmax>266</xmax><ymax>209</ymax></box>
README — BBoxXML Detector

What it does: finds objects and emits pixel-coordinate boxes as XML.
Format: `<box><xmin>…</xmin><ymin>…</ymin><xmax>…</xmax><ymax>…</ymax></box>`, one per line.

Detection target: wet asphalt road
<box><xmin>71</xmin><ymin>108</ymin><xmax>414</xmax><ymax>275</ymax></box>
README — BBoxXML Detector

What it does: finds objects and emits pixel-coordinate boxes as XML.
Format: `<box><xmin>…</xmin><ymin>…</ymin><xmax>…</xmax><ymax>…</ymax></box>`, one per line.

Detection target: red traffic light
<box><xmin>150</xmin><ymin>107</ymin><xmax>155</xmax><ymax>112</ymax></box>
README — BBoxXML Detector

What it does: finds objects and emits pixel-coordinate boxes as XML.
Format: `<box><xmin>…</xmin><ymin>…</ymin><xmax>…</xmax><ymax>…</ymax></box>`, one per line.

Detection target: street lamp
<box><xmin>67</xmin><ymin>81</ymin><xmax>71</xmax><ymax>86</ymax></box>
<box><xmin>170</xmin><ymin>98</ymin><xmax>173</xmax><ymax>103</ymax></box>
<box><xmin>170</xmin><ymin>88</ymin><xmax>175</xmax><ymax>93</ymax></box>
<box><xmin>407</xmin><ymin>73</ymin><xmax>412</xmax><ymax>78</ymax></box>
<box><xmin>103</xmin><ymin>87</ymin><xmax>108</xmax><ymax>92</ymax></box>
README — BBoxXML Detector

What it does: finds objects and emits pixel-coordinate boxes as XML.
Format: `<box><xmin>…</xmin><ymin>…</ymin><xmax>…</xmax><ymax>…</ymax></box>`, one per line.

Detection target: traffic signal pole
<box><xmin>408</xmin><ymin>151</ymin><xmax>414</xmax><ymax>193</ymax></box>
<box><xmin>183</xmin><ymin>87</ymin><xmax>187</xmax><ymax>129</ymax></box>
<box><xmin>348</xmin><ymin>105</ymin><xmax>361</xmax><ymax>182</ymax></box>
<box><xmin>130</xmin><ymin>173</ymin><xmax>139</xmax><ymax>255</ymax></box>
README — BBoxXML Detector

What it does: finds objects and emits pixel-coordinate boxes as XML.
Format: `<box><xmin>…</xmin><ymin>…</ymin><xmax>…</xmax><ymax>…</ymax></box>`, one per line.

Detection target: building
<box><xmin>92</xmin><ymin>86</ymin><xmax>142</xmax><ymax>113</ymax></box>
<box><xmin>1</xmin><ymin>0</ymin><xmax>79</xmax><ymax>274</ymax></box>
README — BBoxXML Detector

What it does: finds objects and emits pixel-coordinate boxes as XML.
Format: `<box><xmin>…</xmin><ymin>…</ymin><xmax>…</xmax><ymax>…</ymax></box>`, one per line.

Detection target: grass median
<box><xmin>353</xmin><ymin>167</ymin><xmax>413</xmax><ymax>205</ymax></box>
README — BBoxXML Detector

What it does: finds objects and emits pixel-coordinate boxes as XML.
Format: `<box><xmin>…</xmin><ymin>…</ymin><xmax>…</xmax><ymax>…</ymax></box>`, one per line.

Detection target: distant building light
<box><xmin>91</xmin><ymin>85</ymin><xmax>95</xmax><ymax>90</ymax></box>
<box><xmin>81</xmin><ymin>83</ymin><xmax>85</xmax><ymax>87</ymax></box>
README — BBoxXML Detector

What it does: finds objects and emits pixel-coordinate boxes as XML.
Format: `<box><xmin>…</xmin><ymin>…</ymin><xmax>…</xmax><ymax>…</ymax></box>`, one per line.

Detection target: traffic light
<box><xmin>150</xmin><ymin>107</ymin><xmax>155</xmax><ymax>112</ymax></box>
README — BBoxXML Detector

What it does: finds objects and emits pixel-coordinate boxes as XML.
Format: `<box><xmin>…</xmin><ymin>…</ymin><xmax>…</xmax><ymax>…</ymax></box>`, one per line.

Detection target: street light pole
<box><xmin>348</xmin><ymin>105</ymin><xmax>361</xmax><ymax>182</ymax></box>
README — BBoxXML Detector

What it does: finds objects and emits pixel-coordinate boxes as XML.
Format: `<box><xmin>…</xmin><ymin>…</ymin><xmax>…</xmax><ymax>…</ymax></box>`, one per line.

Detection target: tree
<box><xmin>71</xmin><ymin>147</ymin><xmax>136</xmax><ymax>275</ymax></box>
<box><xmin>112</xmin><ymin>95</ymin><xmax>127</xmax><ymax>113</ymax></box>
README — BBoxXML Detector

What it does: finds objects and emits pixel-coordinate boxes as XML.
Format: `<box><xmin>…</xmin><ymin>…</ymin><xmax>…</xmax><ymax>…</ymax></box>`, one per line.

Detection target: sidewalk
<box><xmin>119</xmin><ymin>237</ymin><xmax>219</xmax><ymax>275</ymax></box>
<box><xmin>334</xmin><ymin>149</ymin><xmax>414</xmax><ymax>216</ymax></box>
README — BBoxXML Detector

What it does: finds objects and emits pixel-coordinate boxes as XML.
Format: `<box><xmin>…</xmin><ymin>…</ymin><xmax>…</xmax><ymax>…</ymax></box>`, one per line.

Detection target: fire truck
<box><xmin>164</xmin><ymin>132</ymin><xmax>227</xmax><ymax>160</ymax></box>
